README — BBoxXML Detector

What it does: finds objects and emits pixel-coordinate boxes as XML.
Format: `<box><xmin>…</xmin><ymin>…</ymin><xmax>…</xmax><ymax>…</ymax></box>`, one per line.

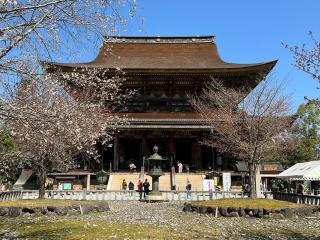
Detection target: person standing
<box><xmin>143</xmin><ymin>179</ymin><xmax>150</xmax><ymax>198</ymax></box>
<box><xmin>177</xmin><ymin>161</ymin><xmax>183</xmax><ymax>173</ymax></box>
<box><xmin>129</xmin><ymin>162</ymin><xmax>136</xmax><ymax>172</ymax></box>
<box><xmin>137</xmin><ymin>179</ymin><xmax>143</xmax><ymax>200</ymax></box>
<box><xmin>128</xmin><ymin>181</ymin><xmax>134</xmax><ymax>196</ymax></box>
<box><xmin>122</xmin><ymin>179</ymin><xmax>127</xmax><ymax>190</ymax></box>
<box><xmin>186</xmin><ymin>180</ymin><xmax>192</xmax><ymax>199</ymax></box>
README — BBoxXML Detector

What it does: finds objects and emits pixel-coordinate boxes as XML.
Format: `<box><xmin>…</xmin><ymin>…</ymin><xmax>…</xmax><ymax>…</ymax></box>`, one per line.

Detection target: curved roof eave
<box><xmin>44</xmin><ymin>60</ymin><xmax>277</xmax><ymax>74</ymax></box>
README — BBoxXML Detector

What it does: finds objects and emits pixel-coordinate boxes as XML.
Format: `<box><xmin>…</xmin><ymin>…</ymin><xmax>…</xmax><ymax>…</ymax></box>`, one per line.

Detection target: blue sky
<box><xmin>118</xmin><ymin>0</ymin><xmax>320</xmax><ymax>110</ymax></box>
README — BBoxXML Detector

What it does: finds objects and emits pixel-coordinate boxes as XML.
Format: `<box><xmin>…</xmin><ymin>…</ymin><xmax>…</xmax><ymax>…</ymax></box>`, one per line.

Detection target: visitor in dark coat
<box><xmin>143</xmin><ymin>179</ymin><xmax>150</xmax><ymax>198</ymax></box>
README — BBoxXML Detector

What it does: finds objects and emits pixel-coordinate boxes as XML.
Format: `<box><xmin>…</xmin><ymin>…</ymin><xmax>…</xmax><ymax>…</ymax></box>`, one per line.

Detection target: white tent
<box><xmin>278</xmin><ymin>161</ymin><xmax>320</xmax><ymax>180</ymax></box>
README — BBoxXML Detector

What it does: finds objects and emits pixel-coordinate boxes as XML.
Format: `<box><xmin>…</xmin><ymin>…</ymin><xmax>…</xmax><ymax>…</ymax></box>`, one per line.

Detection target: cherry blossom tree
<box><xmin>190</xmin><ymin>78</ymin><xmax>293</xmax><ymax>198</ymax></box>
<box><xmin>285</xmin><ymin>32</ymin><xmax>320</xmax><ymax>84</ymax></box>
<box><xmin>0</xmin><ymin>0</ymin><xmax>138</xmax><ymax>197</ymax></box>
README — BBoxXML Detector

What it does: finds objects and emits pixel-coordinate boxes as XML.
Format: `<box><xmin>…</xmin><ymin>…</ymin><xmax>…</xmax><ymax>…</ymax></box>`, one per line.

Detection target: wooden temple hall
<box><xmin>48</xmin><ymin>36</ymin><xmax>276</xmax><ymax>172</ymax></box>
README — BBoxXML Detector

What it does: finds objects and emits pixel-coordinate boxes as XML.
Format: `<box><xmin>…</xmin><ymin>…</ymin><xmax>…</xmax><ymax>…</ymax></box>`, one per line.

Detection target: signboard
<box><xmin>62</xmin><ymin>182</ymin><xmax>72</xmax><ymax>190</ymax></box>
<box><xmin>202</xmin><ymin>179</ymin><xmax>214</xmax><ymax>191</ymax></box>
<box><xmin>222</xmin><ymin>172</ymin><xmax>231</xmax><ymax>191</ymax></box>
<box><xmin>262</xmin><ymin>164</ymin><xmax>278</xmax><ymax>171</ymax></box>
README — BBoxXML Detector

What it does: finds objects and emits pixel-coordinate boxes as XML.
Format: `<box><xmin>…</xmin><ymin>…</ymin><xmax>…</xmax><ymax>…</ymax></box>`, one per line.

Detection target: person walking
<box><xmin>143</xmin><ymin>179</ymin><xmax>150</xmax><ymax>198</ymax></box>
<box><xmin>137</xmin><ymin>179</ymin><xmax>143</xmax><ymax>200</ymax></box>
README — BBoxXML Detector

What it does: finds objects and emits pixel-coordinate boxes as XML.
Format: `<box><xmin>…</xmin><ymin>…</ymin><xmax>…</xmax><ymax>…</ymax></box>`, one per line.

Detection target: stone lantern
<box><xmin>146</xmin><ymin>145</ymin><xmax>167</xmax><ymax>202</ymax></box>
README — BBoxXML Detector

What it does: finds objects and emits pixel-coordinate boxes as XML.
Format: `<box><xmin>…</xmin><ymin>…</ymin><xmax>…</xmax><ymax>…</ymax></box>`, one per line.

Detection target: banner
<box><xmin>202</xmin><ymin>179</ymin><xmax>214</xmax><ymax>191</ymax></box>
<box><xmin>223</xmin><ymin>172</ymin><xmax>231</xmax><ymax>191</ymax></box>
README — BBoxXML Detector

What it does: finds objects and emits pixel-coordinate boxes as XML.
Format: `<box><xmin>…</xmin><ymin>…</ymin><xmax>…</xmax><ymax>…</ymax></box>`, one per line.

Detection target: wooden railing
<box><xmin>273</xmin><ymin>192</ymin><xmax>320</xmax><ymax>206</ymax></box>
<box><xmin>0</xmin><ymin>191</ymin><xmax>23</xmax><ymax>201</ymax></box>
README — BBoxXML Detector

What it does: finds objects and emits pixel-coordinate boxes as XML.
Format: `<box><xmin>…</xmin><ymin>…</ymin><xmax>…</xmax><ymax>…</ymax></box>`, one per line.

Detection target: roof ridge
<box><xmin>104</xmin><ymin>36</ymin><xmax>214</xmax><ymax>44</ymax></box>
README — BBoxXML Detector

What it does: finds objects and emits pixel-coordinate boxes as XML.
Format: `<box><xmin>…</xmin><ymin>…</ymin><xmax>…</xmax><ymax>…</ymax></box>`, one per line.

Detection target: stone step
<box><xmin>107</xmin><ymin>173</ymin><xmax>205</xmax><ymax>191</ymax></box>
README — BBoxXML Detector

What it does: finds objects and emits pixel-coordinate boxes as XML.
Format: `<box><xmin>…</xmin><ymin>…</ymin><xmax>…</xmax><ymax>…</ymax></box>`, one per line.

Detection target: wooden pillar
<box><xmin>141</xmin><ymin>137</ymin><xmax>146</xmax><ymax>157</ymax></box>
<box><xmin>169</xmin><ymin>137</ymin><xmax>175</xmax><ymax>153</ymax></box>
<box><xmin>86</xmin><ymin>174</ymin><xmax>91</xmax><ymax>191</ymax></box>
<box><xmin>212</xmin><ymin>148</ymin><xmax>215</xmax><ymax>170</ymax></box>
<box><xmin>113</xmin><ymin>136</ymin><xmax>119</xmax><ymax>170</ymax></box>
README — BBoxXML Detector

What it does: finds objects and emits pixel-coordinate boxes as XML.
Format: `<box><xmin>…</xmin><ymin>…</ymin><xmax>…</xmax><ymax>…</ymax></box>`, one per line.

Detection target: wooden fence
<box><xmin>273</xmin><ymin>192</ymin><xmax>320</xmax><ymax>206</ymax></box>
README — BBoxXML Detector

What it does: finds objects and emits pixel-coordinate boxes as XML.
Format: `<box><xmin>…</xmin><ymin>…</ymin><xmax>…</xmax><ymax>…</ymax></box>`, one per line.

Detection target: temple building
<box><xmin>48</xmin><ymin>36</ymin><xmax>275</xmax><ymax>171</ymax></box>
<box><xmin>43</xmin><ymin>36</ymin><xmax>280</xmax><ymax>191</ymax></box>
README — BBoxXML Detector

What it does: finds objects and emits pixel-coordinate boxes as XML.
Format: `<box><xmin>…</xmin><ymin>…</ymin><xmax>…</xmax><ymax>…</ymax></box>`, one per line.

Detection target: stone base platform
<box><xmin>0</xmin><ymin>201</ymin><xmax>110</xmax><ymax>217</ymax></box>
<box><xmin>183</xmin><ymin>203</ymin><xmax>320</xmax><ymax>218</ymax></box>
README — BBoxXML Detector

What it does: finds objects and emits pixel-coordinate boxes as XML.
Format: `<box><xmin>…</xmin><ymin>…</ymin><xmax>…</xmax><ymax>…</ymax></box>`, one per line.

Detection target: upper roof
<box><xmin>46</xmin><ymin>36</ymin><xmax>277</xmax><ymax>72</ymax></box>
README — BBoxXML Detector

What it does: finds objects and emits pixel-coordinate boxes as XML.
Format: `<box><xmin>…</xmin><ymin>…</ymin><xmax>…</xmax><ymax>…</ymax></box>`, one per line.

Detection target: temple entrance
<box><xmin>176</xmin><ymin>140</ymin><xmax>192</xmax><ymax>166</ymax></box>
<box><xmin>201</xmin><ymin>145</ymin><xmax>214</xmax><ymax>170</ymax></box>
<box><xmin>121</xmin><ymin>139</ymin><xmax>141</xmax><ymax>170</ymax></box>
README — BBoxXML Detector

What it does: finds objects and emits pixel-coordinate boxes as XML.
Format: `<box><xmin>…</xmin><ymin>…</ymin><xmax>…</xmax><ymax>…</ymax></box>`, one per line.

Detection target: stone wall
<box><xmin>183</xmin><ymin>203</ymin><xmax>320</xmax><ymax>218</ymax></box>
<box><xmin>0</xmin><ymin>201</ymin><xmax>110</xmax><ymax>217</ymax></box>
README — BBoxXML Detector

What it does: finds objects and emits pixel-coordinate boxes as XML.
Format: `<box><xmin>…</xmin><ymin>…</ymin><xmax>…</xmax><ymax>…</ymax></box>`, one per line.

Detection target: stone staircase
<box><xmin>107</xmin><ymin>173</ymin><xmax>152</xmax><ymax>190</ymax></box>
<box><xmin>107</xmin><ymin>173</ymin><xmax>205</xmax><ymax>191</ymax></box>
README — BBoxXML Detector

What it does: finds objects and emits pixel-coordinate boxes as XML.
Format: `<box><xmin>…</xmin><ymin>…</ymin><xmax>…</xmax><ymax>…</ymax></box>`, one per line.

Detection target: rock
<box><xmin>183</xmin><ymin>203</ymin><xmax>192</xmax><ymax>212</ymax></box>
<box><xmin>238</xmin><ymin>208</ymin><xmax>246</xmax><ymax>217</ymax></box>
<box><xmin>252</xmin><ymin>208</ymin><xmax>259</xmax><ymax>216</ymax></box>
<box><xmin>46</xmin><ymin>211</ymin><xmax>55</xmax><ymax>216</ymax></box>
<box><xmin>7</xmin><ymin>207</ymin><xmax>21</xmax><ymax>217</ymax></box>
<box><xmin>206</xmin><ymin>207</ymin><xmax>214</xmax><ymax>214</ymax></box>
<box><xmin>244</xmin><ymin>208</ymin><xmax>252</xmax><ymax>215</ymax></box>
<box><xmin>281</xmin><ymin>208</ymin><xmax>294</xmax><ymax>218</ymax></box>
<box><xmin>263</xmin><ymin>208</ymin><xmax>271</xmax><ymax>216</ymax></box>
<box><xmin>33</xmin><ymin>207</ymin><xmax>47</xmax><ymax>215</ymax></box>
<box><xmin>228</xmin><ymin>212</ymin><xmax>239</xmax><ymax>217</ymax></box>
<box><xmin>54</xmin><ymin>207</ymin><xmax>68</xmax><ymax>216</ymax></box>
<box><xmin>247</xmin><ymin>210</ymin><xmax>254</xmax><ymax>217</ymax></box>
<box><xmin>47</xmin><ymin>206</ymin><xmax>56</xmax><ymax>212</ymax></box>
<box><xmin>21</xmin><ymin>212</ymin><xmax>31</xmax><ymax>217</ymax></box>
<box><xmin>227</xmin><ymin>207</ymin><xmax>238</xmax><ymax>213</ymax></box>
<box><xmin>200</xmin><ymin>206</ymin><xmax>208</xmax><ymax>214</ymax></box>
<box><xmin>219</xmin><ymin>207</ymin><xmax>229</xmax><ymax>217</ymax></box>
<box><xmin>191</xmin><ymin>205</ymin><xmax>198</xmax><ymax>212</ymax></box>
<box><xmin>255</xmin><ymin>208</ymin><xmax>264</xmax><ymax>218</ymax></box>
<box><xmin>95</xmin><ymin>201</ymin><xmax>110</xmax><ymax>212</ymax></box>
<box><xmin>0</xmin><ymin>207</ymin><xmax>7</xmax><ymax>216</ymax></box>
<box><xmin>68</xmin><ymin>209</ymin><xmax>80</xmax><ymax>216</ymax></box>
<box><xmin>194</xmin><ymin>206</ymin><xmax>201</xmax><ymax>213</ymax></box>
<box><xmin>22</xmin><ymin>207</ymin><xmax>35</xmax><ymax>214</ymax></box>
<box><xmin>295</xmin><ymin>207</ymin><xmax>313</xmax><ymax>217</ymax></box>
<box><xmin>80</xmin><ymin>204</ymin><xmax>94</xmax><ymax>215</ymax></box>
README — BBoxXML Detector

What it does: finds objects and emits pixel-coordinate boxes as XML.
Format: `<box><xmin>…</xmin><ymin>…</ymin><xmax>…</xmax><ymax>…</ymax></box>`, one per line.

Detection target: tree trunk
<box><xmin>248</xmin><ymin>162</ymin><xmax>257</xmax><ymax>198</ymax></box>
<box><xmin>38</xmin><ymin>168</ymin><xmax>46</xmax><ymax>199</ymax></box>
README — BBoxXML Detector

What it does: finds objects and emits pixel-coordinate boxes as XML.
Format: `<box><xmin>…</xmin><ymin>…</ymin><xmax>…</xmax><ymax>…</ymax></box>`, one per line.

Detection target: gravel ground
<box><xmin>75</xmin><ymin>201</ymin><xmax>320</xmax><ymax>239</ymax></box>
<box><xmin>1</xmin><ymin>201</ymin><xmax>320</xmax><ymax>239</ymax></box>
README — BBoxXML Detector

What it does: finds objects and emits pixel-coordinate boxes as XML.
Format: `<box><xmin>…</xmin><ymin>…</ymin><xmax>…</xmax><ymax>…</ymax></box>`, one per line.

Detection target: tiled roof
<box><xmin>45</xmin><ymin>36</ymin><xmax>276</xmax><ymax>72</ymax></box>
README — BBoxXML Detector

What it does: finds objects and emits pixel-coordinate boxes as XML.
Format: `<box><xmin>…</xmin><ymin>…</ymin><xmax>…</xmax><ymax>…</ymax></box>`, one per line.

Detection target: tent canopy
<box><xmin>277</xmin><ymin>161</ymin><xmax>320</xmax><ymax>180</ymax></box>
